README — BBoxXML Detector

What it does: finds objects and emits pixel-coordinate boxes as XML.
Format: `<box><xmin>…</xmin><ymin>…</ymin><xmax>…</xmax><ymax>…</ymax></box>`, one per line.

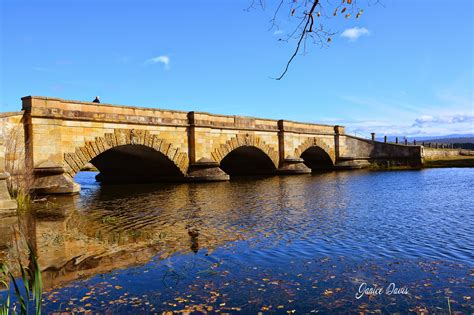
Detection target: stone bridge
<box><xmin>0</xmin><ymin>96</ymin><xmax>422</xmax><ymax>202</ymax></box>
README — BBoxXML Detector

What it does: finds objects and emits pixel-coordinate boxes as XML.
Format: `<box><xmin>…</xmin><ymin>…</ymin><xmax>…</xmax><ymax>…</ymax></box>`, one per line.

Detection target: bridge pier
<box><xmin>186</xmin><ymin>158</ymin><xmax>229</xmax><ymax>181</ymax></box>
<box><xmin>32</xmin><ymin>167</ymin><xmax>80</xmax><ymax>194</ymax></box>
<box><xmin>277</xmin><ymin>157</ymin><xmax>312</xmax><ymax>174</ymax></box>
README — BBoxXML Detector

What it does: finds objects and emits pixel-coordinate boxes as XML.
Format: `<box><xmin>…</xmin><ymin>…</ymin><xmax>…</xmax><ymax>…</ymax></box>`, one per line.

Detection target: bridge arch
<box><xmin>211</xmin><ymin>134</ymin><xmax>279</xmax><ymax>175</ymax></box>
<box><xmin>63</xmin><ymin>129</ymin><xmax>189</xmax><ymax>181</ymax></box>
<box><xmin>295</xmin><ymin>137</ymin><xmax>335</xmax><ymax>170</ymax></box>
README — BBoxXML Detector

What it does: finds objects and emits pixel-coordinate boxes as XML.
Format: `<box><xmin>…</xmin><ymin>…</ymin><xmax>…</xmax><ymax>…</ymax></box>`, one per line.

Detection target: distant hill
<box><xmin>375</xmin><ymin>134</ymin><xmax>474</xmax><ymax>149</ymax></box>
<box><xmin>377</xmin><ymin>134</ymin><xmax>474</xmax><ymax>143</ymax></box>
<box><xmin>415</xmin><ymin>136</ymin><xmax>474</xmax><ymax>149</ymax></box>
<box><xmin>418</xmin><ymin>136</ymin><xmax>474</xmax><ymax>144</ymax></box>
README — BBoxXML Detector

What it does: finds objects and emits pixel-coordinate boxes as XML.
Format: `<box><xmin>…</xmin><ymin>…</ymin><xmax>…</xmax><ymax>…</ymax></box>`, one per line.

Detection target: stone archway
<box><xmin>63</xmin><ymin>129</ymin><xmax>189</xmax><ymax>178</ymax></box>
<box><xmin>210</xmin><ymin>134</ymin><xmax>279</xmax><ymax>168</ymax></box>
<box><xmin>295</xmin><ymin>137</ymin><xmax>336</xmax><ymax>167</ymax></box>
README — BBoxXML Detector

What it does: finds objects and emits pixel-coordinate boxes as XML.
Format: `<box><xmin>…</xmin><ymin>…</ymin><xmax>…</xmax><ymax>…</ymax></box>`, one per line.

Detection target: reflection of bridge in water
<box><xmin>0</xmin><ymin>96</ymin><xmax>422</xmax><ymax>203</ymax></box>
<box><xmin>0</xmin><ymin>172</ymin><xmax>352</xmax><ymax>289</ymax></box>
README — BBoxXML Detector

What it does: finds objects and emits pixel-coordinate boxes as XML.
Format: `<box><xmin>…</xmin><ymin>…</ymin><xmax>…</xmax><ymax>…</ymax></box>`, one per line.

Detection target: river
<box><xmin>1</xmin><ymin>168</ymin><xmax>473</xmax><ymax>313</ymax></box>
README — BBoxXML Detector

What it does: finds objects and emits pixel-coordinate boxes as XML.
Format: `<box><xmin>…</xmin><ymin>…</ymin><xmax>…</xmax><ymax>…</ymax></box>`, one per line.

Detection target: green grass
<box><xmin>0</xmin><ymin>242</ymin><xmax>43</xmax><ymax>315</ymax></box>
<box><xmin>101</xmin><ymin>215</ymin><xmax>117</xmax><ymax>224</ymax></box>
<box><xmin>14</xmin><ymin>192</ymin><xmax>31</xmax><ymax>213</ymax></box>
<box><xmin>424</xmin><ymin>156</ymin><xmax>474</xmax><ymax>168</ymax></box>
<box><xmin>1</xmin><ymin>186</ymin><xmax>43</xmax><ymax>315</ymax></box>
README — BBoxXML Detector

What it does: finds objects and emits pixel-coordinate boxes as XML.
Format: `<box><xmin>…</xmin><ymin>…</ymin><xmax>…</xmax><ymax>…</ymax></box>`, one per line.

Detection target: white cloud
<box><xmin>145</xmin><ymin>55</ymin><xmax>170</xmax><ymax>69</ymax></box>
<box><xmin>273</xmin><ymin>30</ymin><xmax>284</xmax><ymax>36</ymax></box>
<box><xmin>341</xmin><ymin>113</ymin><xmax>474</xmax><ymax>138</ymax></box>
<box><xmin>412</xmin><ymin>113</ymin><xmax>474</xmax><ymax>127</ymax></box>
<box><xmin>340</xmin><ymin>27</ymin><xmax>370</xmax><ymax>41</ymax></box>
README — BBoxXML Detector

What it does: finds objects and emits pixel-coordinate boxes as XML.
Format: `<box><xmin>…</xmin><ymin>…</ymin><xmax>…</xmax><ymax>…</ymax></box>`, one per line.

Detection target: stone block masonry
<box><xmin>0</xmin><ymin>96</ymin><xmax>423</xmax><ymax>201</ymax></box>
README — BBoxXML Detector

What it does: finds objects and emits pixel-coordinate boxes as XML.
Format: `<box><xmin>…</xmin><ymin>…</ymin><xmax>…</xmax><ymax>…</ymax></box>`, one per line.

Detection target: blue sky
<box><xmin>1</xmin><ymin>0</ymin><xmax>473</xmax><ymax>137</ymax></box>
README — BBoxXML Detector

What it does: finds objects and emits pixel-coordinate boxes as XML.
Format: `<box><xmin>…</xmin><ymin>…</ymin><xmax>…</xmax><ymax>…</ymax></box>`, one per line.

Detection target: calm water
<box><xmin>1</xmin><ymin>168</ymin><xmax>473</xmax><ymax>313</ymax></box>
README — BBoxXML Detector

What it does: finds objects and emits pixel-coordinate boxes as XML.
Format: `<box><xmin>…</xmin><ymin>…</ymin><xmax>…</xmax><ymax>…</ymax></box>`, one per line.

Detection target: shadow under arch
<box><xmin>210</xmin><ymin>134</ymin><xmax>279</xmax><ymax>176</ymax></box>
<box><xmin>220</xmin><ymin>146</ymin><xmax>277</xmax><ymax>176</ymax></box>
<box><xmin>300</xmin><ymin>146</ymin><xmax>335</xmax><ymax>170</ymax></box>
<box><xmin>92</xmin><ymin>144</ymin><xmax>185</xmax><ymax>183</ymax></box>
<box><xmin>63</xmin><ymin>129</ymin><xmax>188</xmax><ymax>184</ymax></box>
<box><xmin>295</xmin><ymin>138</ymin><xmax>336</xmax><ymax>171</ymax></box>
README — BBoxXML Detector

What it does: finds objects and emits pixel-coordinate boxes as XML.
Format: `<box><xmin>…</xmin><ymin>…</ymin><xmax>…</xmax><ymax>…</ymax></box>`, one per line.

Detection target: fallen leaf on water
<box><xmin>358</xmin><ymin>303</ymin><xmax>369</xmax><ymax>309</ymax></box>
<box><xmin>323</xmin><ymin>289</ymin><xmax>334</xmax><ymax>297</ymax></box>
<box><xmin>80</xmin><ymin>296</ymin><xmax>91</xmax><ymax>302</ymax></box>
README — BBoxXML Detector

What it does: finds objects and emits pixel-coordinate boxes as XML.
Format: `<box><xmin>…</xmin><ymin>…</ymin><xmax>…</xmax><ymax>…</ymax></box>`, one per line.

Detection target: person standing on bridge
<box><xmin>92</xmin><ymin>96</ymin><xmax>100</xmax><ymax>103</ymax></box>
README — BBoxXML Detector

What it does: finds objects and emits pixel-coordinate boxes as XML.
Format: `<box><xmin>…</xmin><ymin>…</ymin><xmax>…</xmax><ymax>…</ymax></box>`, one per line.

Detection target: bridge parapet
<box><xmin>277</xmin><ymin>120</ymin><xmax>338</xmax><ymax>166</ymax></box>
<box><xmin>22</xmin><ymin>96</ymin><xmax>189</xmax><ymax>127</ymax></box>
<box><xmin>191</xmin><ymin>112</ymin><xmax>279</xmax><ymax>131</ymax></box>
<box><xmin>278</xmin><ymin>120</ymin><xmax>341</xmax><ymax>135</ymax></box>
<box><xmin>337</xmin><ymin>135</ymin><xmax>423</xmax><ymax>168</ymax></box>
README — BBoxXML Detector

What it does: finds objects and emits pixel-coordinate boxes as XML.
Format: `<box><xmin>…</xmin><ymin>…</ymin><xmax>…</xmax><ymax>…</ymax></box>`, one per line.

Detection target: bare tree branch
<box><xmin>249</xmin><ymin>0</ymin><xmax>378</xmax><ymax>79</ymax></box>
<box><xmin>274</xmin><ymin>0</ymin><xmax>319</xmax><ymax>80</ymax></box>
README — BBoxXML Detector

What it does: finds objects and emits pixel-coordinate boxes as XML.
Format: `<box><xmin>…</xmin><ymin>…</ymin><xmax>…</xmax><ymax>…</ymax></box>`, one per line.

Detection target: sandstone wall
<box><xmin>0</xmin><ymin>112</ymin><xmax>25</xmax><ymax>174</ymax></box>
<box><xmin>0</xmin><ymin>112</ymin><xmax>23</xmax><ymax>212</ymax></box>
<box><xmin>23</xmin><ymin>97</ymin><xmax>189</xmax><ymax>169</ymax></box>
<box><xmin>190</xmin><ymin>112</ymin><xmax>280</xmax><ymax>166</ymax></box>
<box><xmin>422</xmin><ymin>148</ymin><xmax>469</xmax><ymax>160</ymax></box>
<box><xmin>339</xmin><ymin>135</ymin><xmax>422</xmax><ymax>159</ymax></box>
<box><xmin>22</xmin><ymin>96</ymin><xmax>345</xmax><ymax>174</ymax></box>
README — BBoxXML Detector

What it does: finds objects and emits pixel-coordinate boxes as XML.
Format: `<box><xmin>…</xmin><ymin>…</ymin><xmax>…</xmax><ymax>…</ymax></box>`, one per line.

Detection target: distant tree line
<box><xmin>452</xmin><ymin>143</ymin><xmax>474</xmax><ymax>150</ymax></box>
<box><xmin>421</xmin><ymin>143</ymin><xmax>474</xmax><ymax>150</ymax></box>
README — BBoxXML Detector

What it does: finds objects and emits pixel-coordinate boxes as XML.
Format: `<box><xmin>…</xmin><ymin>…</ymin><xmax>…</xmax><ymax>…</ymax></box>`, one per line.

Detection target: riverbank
<box><xmin>422</xmin><ymin>147</ymin><xmax>474</xmax><ymax>168</ymax></box>
<box><xmin>423</xmin><ymin>156</ymin><xmax>474</xmax><ymax>168</ymax></box>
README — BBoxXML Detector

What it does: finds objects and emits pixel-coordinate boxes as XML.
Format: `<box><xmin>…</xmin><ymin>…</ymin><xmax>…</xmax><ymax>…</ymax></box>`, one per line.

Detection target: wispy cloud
<box><xmin>322</xmin><ymin>89</ymin><xmax>474</xmax><ymax>137</ymax></box>
<box><xmin>340</xmin><ymin>113</ymin><xmax>474</xmax><ymax>138</ymax></box>
<box><xmin>145</xmin><ymin>55</ymin><xmax>170</xmax><ymax>69</ymax></box>
<box><xmin>341</xmin><ymin>27</ymin><xmax>370</xmax><ymax>41</ymax></box>
<box><xmin>339</xmin><ymin>95</ymin><xmax>423</xmax><ymax>120</ymax></box>
<box><xmin>273</xmin><ymin>29</ymin><xmax>284</xmax><ymax>36</ymax></box>
<box><xmin>412</xmin><ymin>114</ymin><xmax>474</xmax><ymax>127</ymax></box>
